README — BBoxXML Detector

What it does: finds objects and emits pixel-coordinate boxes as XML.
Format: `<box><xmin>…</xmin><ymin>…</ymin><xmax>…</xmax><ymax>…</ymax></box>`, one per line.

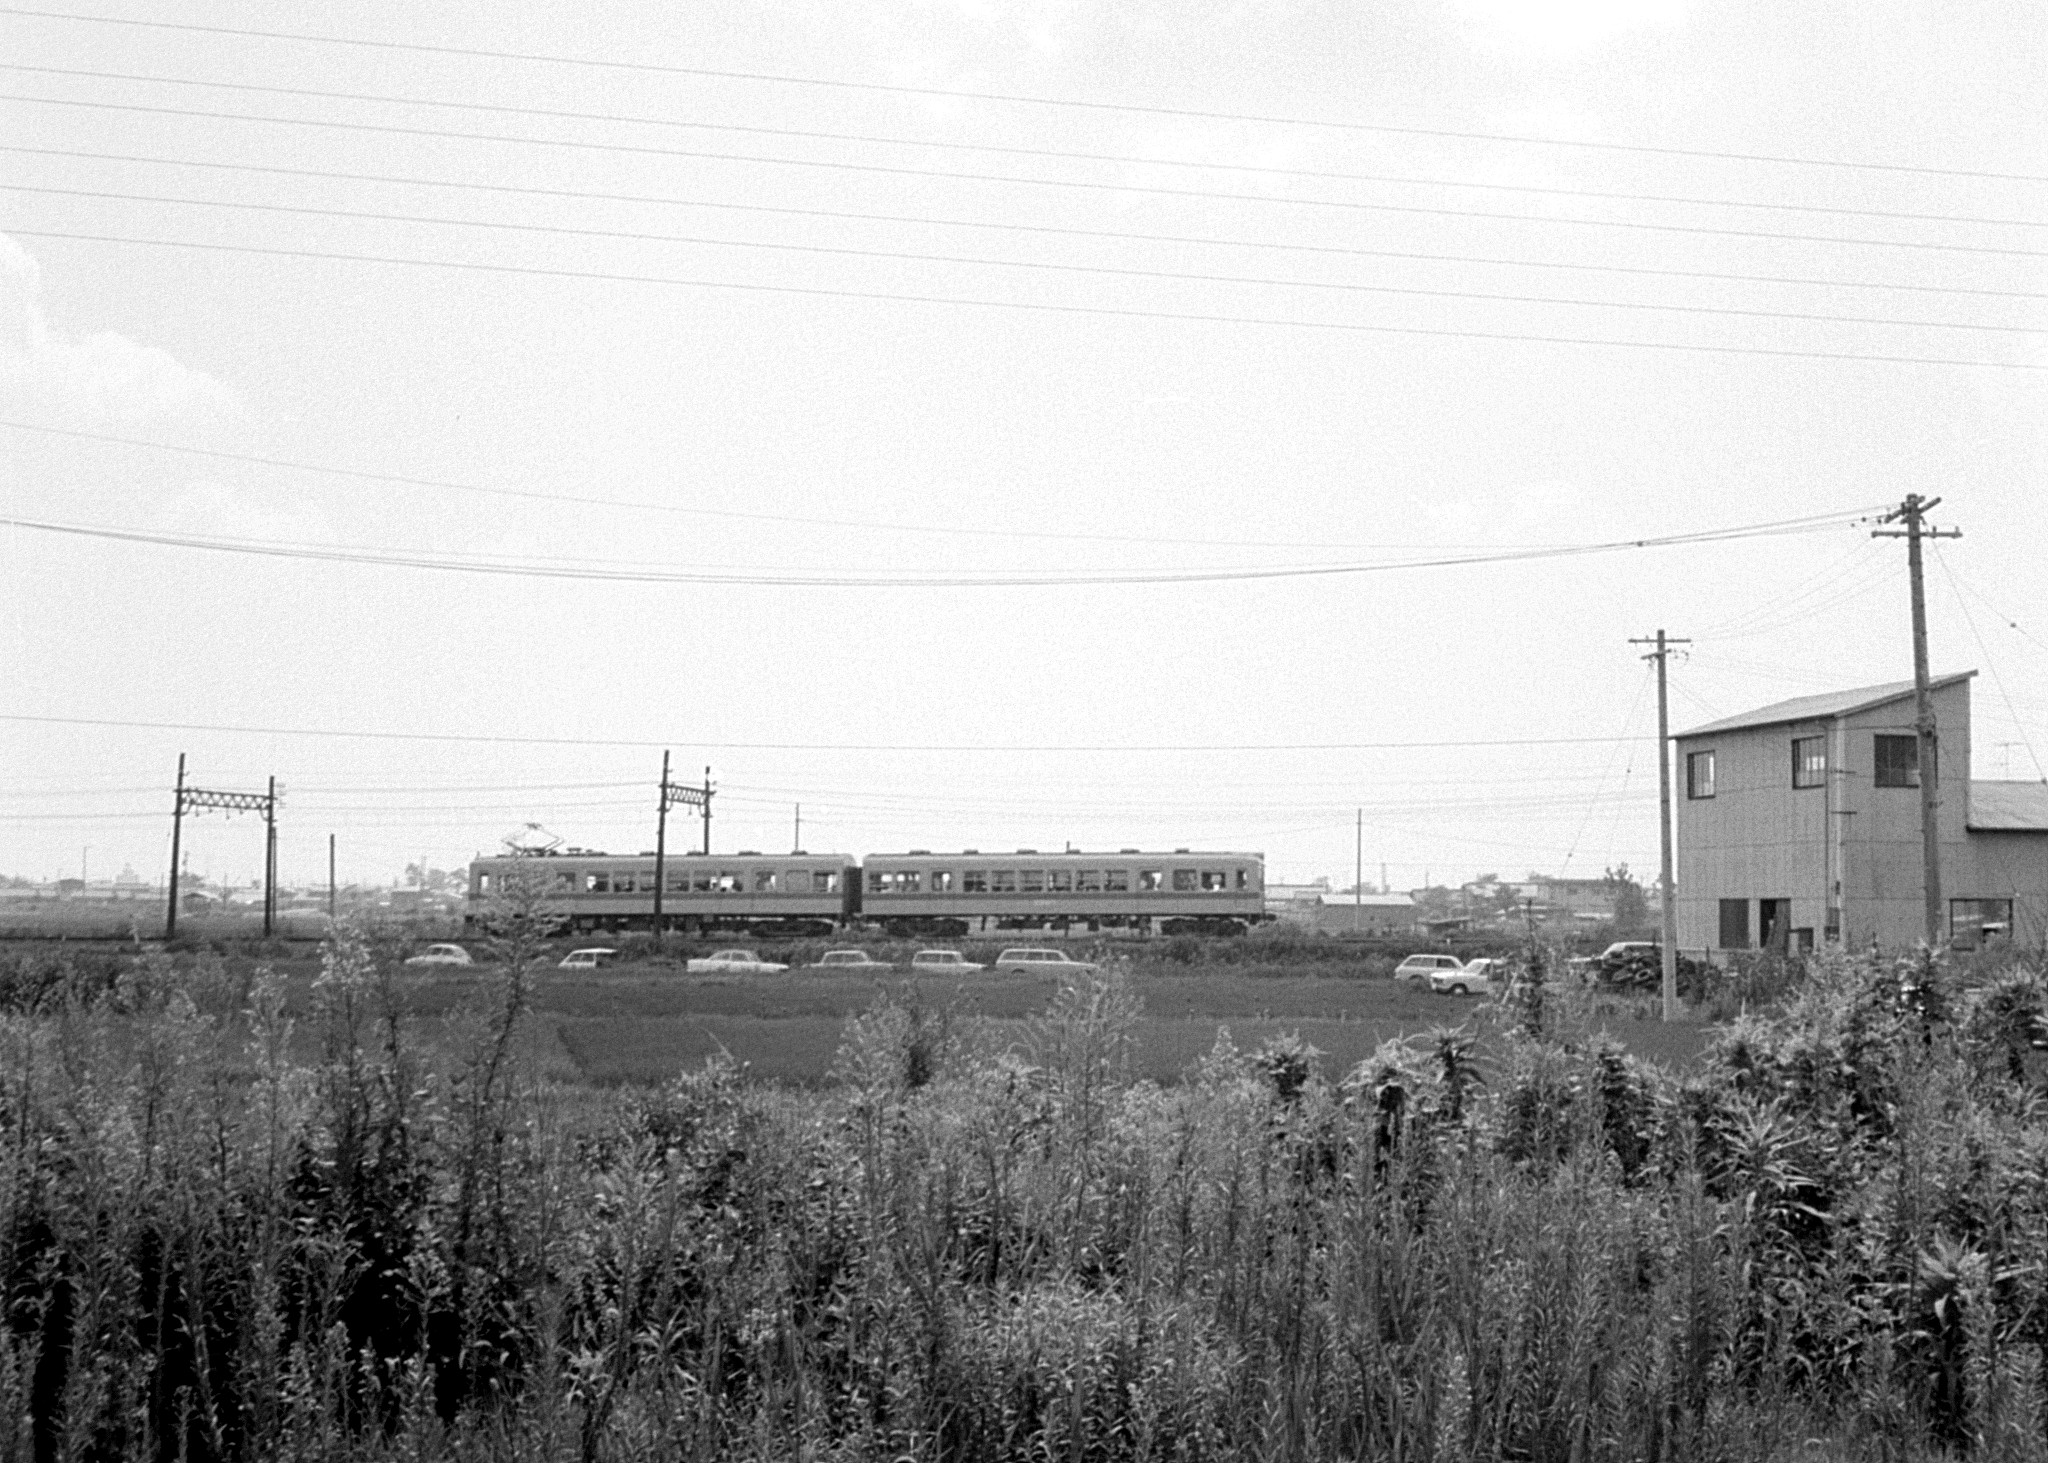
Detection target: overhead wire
<box><xmin>9</xmin><ymin>184</ymin><xmax>2036</xmax><ymax>337</ymax></box>
<box><xmin>0</xmin><ymin>506</ymin><xmax>1874</xmax><ymax>587</ymax></box>
<box><xmin>6</xmin><ymin>229</ymin><xmax>2042</xmax><ymax>370</ymax></box>
<box><xmin>1933</xmin><ymin>542</ymin><xmax>2047</xmax><ymax>781</ymax></box>
<box><xmin>6</xmin><ymin>6</ymin><xmax>2043</xmax><ymax>184</ymax></box>
<box><xmin>7</xmin><ymin>64</ymin><xmax>2047</xmax><ymax>232</ymax></box>
<box><xmin>0</xmin><ymin>711</ymin><xmax>1661</xmax><ymax>752</ymax></box>
<box><xmin>1559</xmin><ymin>659</ymin><xmax>1654</xmax><ymax>874</ymax></box>
<box><xmin>14</xmin><ymin>145</ymin><xmax>2046</xmax><ymax>305</ymax></box>
<box><xmin>9</xmin><ymin>95</ymin><xmax>2048</xmax><ymax>261</ymax></box>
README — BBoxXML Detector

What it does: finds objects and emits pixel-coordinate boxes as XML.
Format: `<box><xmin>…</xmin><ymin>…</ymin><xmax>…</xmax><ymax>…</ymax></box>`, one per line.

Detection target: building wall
<box><xmin>1949</xmin><ymin>831</ymin><xmax>2048</xmax><ymax>946</ymax></box>
<box><xmin>1676</xmin><ymin>680</ymin><xmax>1990</xmax><ymax>952</ymax></box>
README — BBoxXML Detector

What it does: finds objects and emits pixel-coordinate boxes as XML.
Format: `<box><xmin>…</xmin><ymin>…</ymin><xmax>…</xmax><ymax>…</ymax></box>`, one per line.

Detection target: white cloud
<box><xmin>1455</xmin><ymin>0</ymin><xmax>1686</xmax><ymax>55</ymax></box>
<box><xmin>0</xmin><ymin>235</ymin><xmax>242</xmax><ymax>425</ymax></box>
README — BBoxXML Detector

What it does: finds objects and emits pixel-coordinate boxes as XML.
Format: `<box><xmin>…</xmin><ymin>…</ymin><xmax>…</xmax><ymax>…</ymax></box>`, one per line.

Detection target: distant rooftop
<box><xmin>1969</xmin><ymin>780</ymin><xmax>2048</xmax><ymax>833</ymax></box>
<box><xmin>1676</xmin><ymin>673</ymin><xmax>1975</xmax><ymax>739</ymax></box>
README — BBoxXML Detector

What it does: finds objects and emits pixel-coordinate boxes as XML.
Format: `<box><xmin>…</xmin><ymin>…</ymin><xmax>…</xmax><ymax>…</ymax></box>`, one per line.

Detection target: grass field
<box><xmin>360</xmin><ymin>958</ymin><xmax>1715</xmax><ymax>1086</ymax></box>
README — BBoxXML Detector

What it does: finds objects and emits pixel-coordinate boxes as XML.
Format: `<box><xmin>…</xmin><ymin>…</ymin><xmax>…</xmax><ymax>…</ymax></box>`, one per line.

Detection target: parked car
<box><xmin>685</xmin><ymin>949</ymin><xmax>790</xmax><ymax>974</ymax></box>
<box><xmin>991</xmin><ymin>948</ymin><xmax>1098</xmax><ymax>975</ymax></box>
<box><xmin>1429</xmin><ymin>957</ymin><xmax>1509</xmax><ymax>996</ymax></box>
<box><xmin>1593</xmin><ymin>942</ymin><xmax>1705</xmax><ymax>989</ymax></box>
<box><xmin>807</xmin><ymin>950</ymin><xmax>891</xmax><ymax>970</ymax></box>
<box><xmin>558</xmin><ymin>947</ymin><xmax>620</xmax><ymax>970</ymax></box>
<box><xmin>910</xmin><ymin>949</ymin><xmax>985</xmax><ymax>972</ymax></box>
<box><xmin>404</xmin><ymin>943</ymin><xmax>473</xmax><ymax>967</ymax></box>
<box><xmin>1394</xmin><ymin>953</ymin><xmax>1464</xmax><ymax>983</ymax></box>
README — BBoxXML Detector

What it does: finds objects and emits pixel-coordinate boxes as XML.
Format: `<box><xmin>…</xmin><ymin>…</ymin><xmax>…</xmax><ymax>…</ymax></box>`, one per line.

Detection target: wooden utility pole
<box><xmin>166</xmin><ymin>753</ymin><xmax>187</xmax><ymax>938</ymax></box>
<box><xmin>328</xmin><ymin>833</ymin><xmax>337</xmax><ymax>921</ymax></box>
<box><xmin>1874</xmin><ymin>495</ymin><xmax>1961</xmax><ymax>946</ymax></box>
<box><xmin>1631</xmin><ymin>630</ymin><xmax>1689</xmax><ymax>1021</ymax></box>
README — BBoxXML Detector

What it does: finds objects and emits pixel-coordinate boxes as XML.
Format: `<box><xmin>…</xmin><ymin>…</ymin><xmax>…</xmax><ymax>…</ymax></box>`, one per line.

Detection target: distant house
<box><xmin>1510</xmin><ymin>875</ymin><xmax>1618</xmax><ymax>922</ymax></box>
<box><xmin>1308</xmin><ymin>890</ymin><xmax>1416</xmax><ymax>935</ymax></box>
<box><xmin>1674</xmin><ymin>673</ymin><xmax>2048</xmax><ymax>952</ymax></box>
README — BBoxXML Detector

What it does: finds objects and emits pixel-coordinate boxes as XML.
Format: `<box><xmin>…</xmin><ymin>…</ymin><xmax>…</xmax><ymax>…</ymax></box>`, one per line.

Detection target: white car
<box><xmin>404</xmin><ymin>943</ymin><xmax>473</xmax><ymax>967</ymax></box>
<box><xmin>1394</xmin><ymin>953</ymin><xmax>1464</xmax><ymax>983</ymax></box>
<box><xmin>558</xmin><ymin>947</ymin><xmax>620</xmax><ymax>970</ymax></box>
<box><xmin>991</xmin><ymin>948</ymin><xmax>1098</xmax><ymax>975</ymax></box>
<box><xmin>1429</xmin><ymin>957</ymin><xmax>1508</xmax><ymax>996</ymax></box>
<box><xmin>909</xmin><ymin>949</ymin><xmax>985</xmax><ymax>972</ymax></box>
<box><xmin>685</xmin><ymin>949</ymin><xmax>790</xmax><ymax>974</ymax></box>
<box><xmin>807</xmin><ymin>950</ymin><xmax>891</xmax><ymax>970</ymax></box>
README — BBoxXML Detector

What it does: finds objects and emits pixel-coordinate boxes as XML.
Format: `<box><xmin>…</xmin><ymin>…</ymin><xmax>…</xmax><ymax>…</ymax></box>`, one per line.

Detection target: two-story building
<box><xmin>1674</xmin><ymin>673</ymin><xmax>2048</xmax><ymax>953</ymax></box>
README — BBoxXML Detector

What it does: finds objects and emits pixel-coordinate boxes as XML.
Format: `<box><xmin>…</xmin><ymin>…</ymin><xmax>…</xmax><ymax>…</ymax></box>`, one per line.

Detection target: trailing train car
<box><xmin>859</xmin><ymin>849</ymin><xmax>1266</xmax><ymax>937</ymax></box>
<box><xmin>468</xmin><ymin>850</ymin><xmax>855</xmax><ymax>935</ymax></box>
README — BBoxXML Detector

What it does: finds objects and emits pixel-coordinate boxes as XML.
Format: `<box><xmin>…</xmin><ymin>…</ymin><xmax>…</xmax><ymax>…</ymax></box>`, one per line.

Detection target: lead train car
<box><xmin>468</xmin><ymin>851</ymin><xmax>856</xmax><ymax>935</ymax></box>
<box><xmin>860</xmin><ymin>849</ymin><xmax>1266</xmax><ymax>936</ymax></box>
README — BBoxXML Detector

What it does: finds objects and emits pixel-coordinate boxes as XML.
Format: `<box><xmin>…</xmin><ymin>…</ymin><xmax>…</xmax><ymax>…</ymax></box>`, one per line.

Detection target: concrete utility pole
<box><xmin>1873</xmin><ymin>496</ymin><xmax>1961</xmax><ymax>946</ymax></box>
<box><xmin>653</xmin><ymin>755</ymin><xmax>714</xmax><ymax>942</ymax></box>
<box><xmin>1630</xmin><ymin>630</ymin><xmax>1690</xmax><ymax>1022</ymax></box>
<box><xmin>165</xmin><ymin>759</ymin><xmax>281</xmax><ymax>940</ymax></box>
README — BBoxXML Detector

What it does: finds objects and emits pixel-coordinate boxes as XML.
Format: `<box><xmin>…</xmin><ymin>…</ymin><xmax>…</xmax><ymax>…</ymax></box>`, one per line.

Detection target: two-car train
<box><xmin>467</xmin><ymin>847</ymin><xmax>1266</xmax><ymax>938</ymax></box>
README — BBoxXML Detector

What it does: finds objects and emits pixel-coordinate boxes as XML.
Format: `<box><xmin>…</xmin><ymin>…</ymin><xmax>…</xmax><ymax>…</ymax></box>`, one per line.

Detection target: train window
<box><xmin>1201</xmin><ymin>871</ymin><xmax>1228</xmax><ymax>891</ymax></box>
<box><xmin>1139</xmin><ymin>870</ymin><xmax>1163</xmax><ymax>891</ymax></box>
<box><xmin>1172</xmin><ymin>870</ymin><xmax>1198</xmax><ymax>892</ymax></box>
<box><xmin>930</xmin><ymin>870</ymin><xmax>954</xmax><ymax>893</ymax></box>
<box><xmin>816</xmin><ymin>871</ymin><xmax>841</xmax><ymax>893</ymax></box>
<box><xmin>669</xmin><ymin>872</ymin><xmax>689</xmax><ymax>891</ymax></box>
<box><xmin>964</xmin><ymin>870</ymin><xmax>989</xmax><ymax>893</ymax></box>
<box><xmin>477</xmin><ymin>872</ymin><xmax>492</xmax><ymax>895</ymax></box>
<box><xmin>1049</xmin><ymin>869</ymin><xmax>1073</xmax><ymax>892</ymax></box>
<box><xmin>992</xmin><ymin>871</ymin><xmax>1017</xmax><ymax>893</ymax></box>
<box><xmin>1021</xmin><ymin>870</ymin><xmax>1045</xmax><ymax>893</ymax></box>
<box><xmin>716</xmin><ymin>874</ymin><xmax>742</xmax><ymax>894</ymax></box>
<box><xmin>901</xmin><ymin>872</ymin><xmax>922</xmax><ymax>893</ymax></box>
<box><xmin>586</xmin><ymin>873</ymin><xmax>609</xmax><ymax>894</ymax></box>
<box><xmin>692</xmin><ymin>872</ymin><xmax>713</xmax><ymax>893</ymax></box>
<box><xmin>755</xmin><ymin>871</ymin><xmax>776</xmax><ymax>893</ymax></box>
<box><xmin>1105</xmin><ymin>870</ymin><xmax>1130</xmax><ymax>892</ymax></box>
<box><xmin>554</xmin><ymin>872</ymin><xmax>576</xmax><ymax>892</ymax></box>
<box><xmin>1077</xmin><ymin>870</ymin><xmax>1101</xmax><ymax>892</ymax></box>
<box><xmin>1237</xmin><ymin>869</ymin><xmax>1250</xmax><ymax>889</ymax></box>
<box><xmin>868</xmin><ymin>871</ymin><xmax>889</xmax><ymax>893</ymax></box>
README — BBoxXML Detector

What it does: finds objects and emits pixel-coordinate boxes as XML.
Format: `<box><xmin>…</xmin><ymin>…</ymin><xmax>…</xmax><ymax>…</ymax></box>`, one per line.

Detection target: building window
<box><xmin>1686</xmin><ymin>750</ymin><xmax>1716</xmax><ymax>799</ymax></box>
<box><xmin>1718</xmin><ymin>898</ymin><xmax>1750</xmax><ymax>949</ymax></box>
<box><xmin>1792</xmin><ymin>736</ymin><xmax>1826</xmax><ymax>789</ymax></box>
<box><xmin>1875</xmin><ymin>734</ymin><xmax>1921</xmax><ymax>787</ymax></box>
<box><xmin>1950</xmin><ymin>898</ymin><xmax>2013</xmax><ymax>951</ymax></box>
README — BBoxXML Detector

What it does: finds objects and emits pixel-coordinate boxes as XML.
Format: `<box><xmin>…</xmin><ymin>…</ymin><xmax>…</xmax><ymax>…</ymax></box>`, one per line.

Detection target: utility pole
<box><xmin>653</xmin><ymin>755</ymin><xmax>714</xmax><ymax>941</ymax></box>
<box><xmin>263</xmin><ymin>778</ymin><xmax>277</xmax><ymax>937</ymax></box>
<box><xmin>1354</xmin><ymin>808</ymin><xmax>1363</xmax><ymax>933</ymax></box>
<box><xmin>1631</xmin><ymin>630</ymin><xmax>1690</xmax><ymax>1022</ymax></box>
<box><xmin>1873</xmin><ymin>496</ymin><xmax>1961</xmax><ymax>946</ymax></box>
<box><xmin>166</xmin><ymin>753</ymin><xmax>186</xmax><ymax>937</ymax></box>
<box><xmin>164</xmin><ymin>760</ymin><xmax>280</xmax><ymax>940</ymax></box>
<box><xmin>329</xmin><ymin>833</ymin><xmax>337</xmax><ymax>921</ymax></box>
<box><xmin>795</xmin><ymin>804</ymin><xmax>802</xmax><ymax>853</ymax></box>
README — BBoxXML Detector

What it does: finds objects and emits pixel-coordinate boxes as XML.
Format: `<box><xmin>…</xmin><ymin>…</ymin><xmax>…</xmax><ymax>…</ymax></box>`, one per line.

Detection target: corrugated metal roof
<box><xmin>1969</xmin><ymin>780</ymin><xmax>2048</xmax><ymax>832</ymax></box>
<box><xmin>1676</xmin><ymin>672</ymin><xmax>1974</xmax><ymax>739</ymax></box>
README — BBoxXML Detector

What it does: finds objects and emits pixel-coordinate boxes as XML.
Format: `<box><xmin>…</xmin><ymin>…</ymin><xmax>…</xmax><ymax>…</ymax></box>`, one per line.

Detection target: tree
<box><xmin>1604</xmin><ymin>864</ymin><xmax>1649</xmax><ymax>931</ymax></box>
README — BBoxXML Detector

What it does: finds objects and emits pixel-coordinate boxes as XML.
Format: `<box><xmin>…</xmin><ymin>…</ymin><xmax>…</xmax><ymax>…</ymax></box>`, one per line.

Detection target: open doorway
<box><xmin>1758</xmin><ymin>899</ymin><xmax>1790</xmax><ymax>953</ymax></box>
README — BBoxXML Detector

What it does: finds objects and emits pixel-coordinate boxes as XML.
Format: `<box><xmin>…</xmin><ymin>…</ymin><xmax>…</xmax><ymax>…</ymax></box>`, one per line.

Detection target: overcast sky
<box><xmin>3</xmin><ymin>0</ymin><xmax>2044</xmax><ymax>893</ymax></box>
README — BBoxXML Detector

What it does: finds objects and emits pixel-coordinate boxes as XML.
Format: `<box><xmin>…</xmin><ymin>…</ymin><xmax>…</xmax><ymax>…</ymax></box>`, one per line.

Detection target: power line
<box><xmin>10</xmin><ymin>93</ymin><xmax>2047</xmax><ymax>259</ymax></box>
<box><xmin>9</xmin><ymin>63</ymin><xmax>2046</xmax><ymax>232</ymax></box>
<box><xmin>0</xmin><ymin>711</ymin><xmax>1658</xmax><ymax>752</ymax></box>
<box><xmin>0</xmin><ymin>507</ymin><xmax>1873</xmax><ymax>587</ymax></box>
<box><xmin>16</xmin><ymin>145</ymin><xmax>2045</xmax><ymax>304</ymax></box>
<box><xmin>1933</xmin><ymin>543</ymin><xmax>2046</xmax><ymax>781</ymax></box>
<box><xmin>11</xmin><ymin>183</ymin><xmax>2034</xmax><ymax>337</ymax></box>
<box><xmin>10</xmin><ymin>228</ymin><xmax>2043</xmax><ymax>370</ymax></box>
<box><xmin>5</xmin><ymin>6</ymin><xmax>2041</xmax><ymax>184</ymax></box>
